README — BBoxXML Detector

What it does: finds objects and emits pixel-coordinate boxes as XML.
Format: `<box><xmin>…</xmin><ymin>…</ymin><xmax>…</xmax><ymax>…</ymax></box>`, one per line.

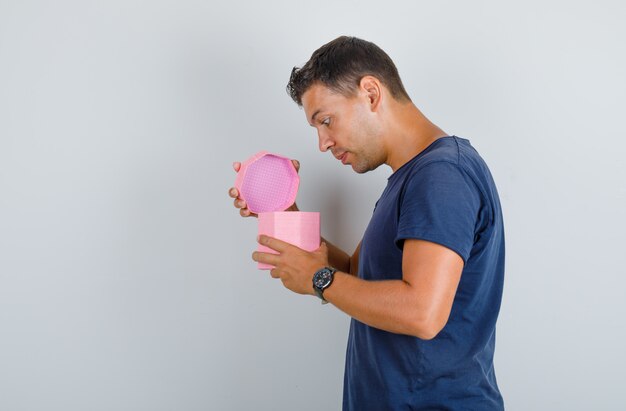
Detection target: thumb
<box><xmin>291</xmin><ymin>159</ymin><xmax>300</xmax><ymax>173</ymax></box>
<box><xmin>317</xmin><ymin>241</ymin><xmax>329</xmax><ymax>255</ymax></box>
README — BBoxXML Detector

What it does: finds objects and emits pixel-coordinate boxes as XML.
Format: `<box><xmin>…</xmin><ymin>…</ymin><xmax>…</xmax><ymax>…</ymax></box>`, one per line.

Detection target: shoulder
<box><xmin>397</xmin><ymin>139</ymin><xmax>485</xmax><ymax>212</ymax></box>
<box><xmin>398</xmin><ymin>136</ymin><xmax>465</xmax><ymax>179</ymax></box>
<box><xmin>405</xmin><ymin>139</ymin><xmax>466</xmax><ymax>185</ymax></box>
<box><xmin>417</xmin><ymin>136</ymin><xmax>462</xmax><ymax>167</ymax></box>
<box><xmin>402</xmin><ymin>137</ymin><xmax>487</xmax><ymax>192</ymax></box>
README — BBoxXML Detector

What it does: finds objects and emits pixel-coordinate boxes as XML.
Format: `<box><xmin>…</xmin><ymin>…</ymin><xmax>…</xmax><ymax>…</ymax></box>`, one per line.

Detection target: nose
<box><xmin>318</xmin><ymin>130</ymin><xmax>334</xmax><ymax>152</ymax></box>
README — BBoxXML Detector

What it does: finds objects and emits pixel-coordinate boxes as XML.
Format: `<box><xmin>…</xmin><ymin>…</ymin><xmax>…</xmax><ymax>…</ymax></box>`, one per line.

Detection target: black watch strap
<box><xmin>313</xmin><ymin>267</ymin><xmax>337</xmax><ymax>304</ymax></box>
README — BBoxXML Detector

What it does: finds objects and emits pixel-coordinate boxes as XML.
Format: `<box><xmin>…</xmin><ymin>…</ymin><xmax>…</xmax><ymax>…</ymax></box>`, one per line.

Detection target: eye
<box><xmin>321</xmin><ymin>117</ymin><xmax>331</xmax><ymax>127</ymax></box>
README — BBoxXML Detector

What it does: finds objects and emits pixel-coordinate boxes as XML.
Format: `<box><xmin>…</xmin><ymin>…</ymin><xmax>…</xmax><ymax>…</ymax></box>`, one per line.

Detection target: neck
<box><xmin>382</xmin><ymin>101</ymin><xmax>448</xmax><ymax>172</ymax></box>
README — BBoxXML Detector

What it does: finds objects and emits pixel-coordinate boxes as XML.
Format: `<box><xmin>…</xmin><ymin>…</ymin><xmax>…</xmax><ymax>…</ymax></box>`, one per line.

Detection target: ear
<box><xmin>359</xmin><ymin>76</ymin><xmax>382</xmax><ymax>112</ymax></box>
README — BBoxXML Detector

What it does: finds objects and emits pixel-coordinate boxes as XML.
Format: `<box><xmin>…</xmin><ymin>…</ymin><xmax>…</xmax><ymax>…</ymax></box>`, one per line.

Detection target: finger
<box><xmin>257</xmin><ymin>235</ymin><xmax>293</xmax><ymax>253</ymax></box>
<box><xmin>316</xmin><ymin>241</ymin><xmax>329</xmax><ymax>254</ymax></box>
<box><xmin>315</xmin><ymin>242</ymin><xmax>330</xmax><ymax>262</ymax></box>
<box><xmin>285</xmin><ymin>201</ymin><xmax>299</xmax><ymax>212</ymax></box>
<box><xmin>233</xmin><ymin>198</ymin><xmax>247</xmax><ymax>209</ymax></box>
<box><xmin>240</xmin><ymin>208</ymin><xmax>253</xmax><ymax>217</ymax></box>
<box><xmin>233</xmin><ymin>162</ymin><xmax>241</xmax><ymax>172</ymax></box>
<box><xmin>228</xmin><ymin>187</ymin><xmax>239</xmax><ymax>198</ymax></box>
<box><xmin>291</xmin><ymin>159</ymin><xmax>300</xmax><ymax>172</ymax></box>
<box><xmin>270</xmin><ymin>268</ymin><xmax>281</xmax><ymax>279</ymax></box>
<box><xmin>252</xmin><ymin>250</ymin><xmax>280</xmax><ymax>266</ymax></box>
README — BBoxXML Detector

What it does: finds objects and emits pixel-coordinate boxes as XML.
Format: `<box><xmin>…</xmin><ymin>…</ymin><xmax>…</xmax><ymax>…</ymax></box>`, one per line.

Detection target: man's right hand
<box><xmin>228</xmin><ymin>159</ymin><xmax>300</xmax><ymax>218</ymax></box>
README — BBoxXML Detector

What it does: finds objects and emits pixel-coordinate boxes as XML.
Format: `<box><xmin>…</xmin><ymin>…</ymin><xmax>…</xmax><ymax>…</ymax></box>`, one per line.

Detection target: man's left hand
<box><xmin>252</xmin><ymin>235</ymin><xmax>329</xmax><ymax>296</ymax></box>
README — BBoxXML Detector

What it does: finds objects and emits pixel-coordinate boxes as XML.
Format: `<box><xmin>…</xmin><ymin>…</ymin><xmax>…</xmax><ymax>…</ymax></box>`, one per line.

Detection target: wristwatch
<box><xmin>312</xmin><ymin>267</ymin><xmax>337</xmax><ymax>304</ymax></box>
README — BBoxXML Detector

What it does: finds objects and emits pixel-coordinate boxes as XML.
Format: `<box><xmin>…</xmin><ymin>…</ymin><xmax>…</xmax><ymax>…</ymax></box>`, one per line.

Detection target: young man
<box><xmin>228</xmin><ymin>36</ymin><xmax>505</xmax><ymax>410</ymax></box>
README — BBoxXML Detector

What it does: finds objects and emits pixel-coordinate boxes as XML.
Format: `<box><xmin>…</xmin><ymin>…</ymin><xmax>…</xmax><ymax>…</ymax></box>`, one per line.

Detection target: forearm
<box><xmin>323</xmin><ymin>272</ymin><xmax>436</xmax><ymax>339</ymax></box>
<box><xmin>321</xmin><ymin>237</ymin><xmax>351</xmax><ymax>273</ymax></box>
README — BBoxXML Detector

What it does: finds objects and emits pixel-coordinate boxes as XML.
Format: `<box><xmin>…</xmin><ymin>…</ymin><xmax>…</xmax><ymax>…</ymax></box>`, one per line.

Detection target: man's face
<box><xmin>301</xmin><ymin>83</ymin><xmax>385</xmax><ymax>174</ymax></box>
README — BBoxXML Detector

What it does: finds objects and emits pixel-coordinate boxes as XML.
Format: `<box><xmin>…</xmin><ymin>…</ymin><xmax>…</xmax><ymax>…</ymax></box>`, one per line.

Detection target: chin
<box><xmin>352</xmin><ymin>162</ymin><xmax>375</xmax><ymax>174</ymax></box>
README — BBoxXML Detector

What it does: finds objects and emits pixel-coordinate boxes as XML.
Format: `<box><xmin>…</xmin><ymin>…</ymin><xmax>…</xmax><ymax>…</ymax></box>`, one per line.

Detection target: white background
<box><xmin>1</xmin><ymin>1</ymin><xmax>625</xmax><ymax>410</ymax></box>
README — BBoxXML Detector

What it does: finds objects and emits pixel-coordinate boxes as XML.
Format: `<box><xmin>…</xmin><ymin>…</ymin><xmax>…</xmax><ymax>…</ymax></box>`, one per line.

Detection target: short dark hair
<box><xmin>287</xmin><ymin>36</ymin><xmax>411</xmax><ymax>106</ymax></box>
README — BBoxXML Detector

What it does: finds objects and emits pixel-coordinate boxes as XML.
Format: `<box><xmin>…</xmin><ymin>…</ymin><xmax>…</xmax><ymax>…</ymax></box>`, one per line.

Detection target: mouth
<box><xmin>335</xmin><ymin>151</ymin><xmax>348</xmax><ymax>164</ymax></box>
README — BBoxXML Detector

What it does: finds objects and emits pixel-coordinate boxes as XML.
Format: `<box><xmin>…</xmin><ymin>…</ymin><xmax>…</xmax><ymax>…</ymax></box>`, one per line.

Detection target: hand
<box><xmin>252</xmin><ymin>235</ymin><xmax>329</xmax><ymax>296</ymax></box>
<box><xmin>228</xmin><ymin>159</ymin><xmax>301</xmax><ymax>218</ymax></box>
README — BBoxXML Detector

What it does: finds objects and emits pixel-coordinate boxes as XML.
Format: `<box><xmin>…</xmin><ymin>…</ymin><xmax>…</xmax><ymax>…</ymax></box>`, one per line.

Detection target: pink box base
<box><xmin>257</xmin><ymin>211</ymin><xmax>320</xmax><ymax>270</ymax></box>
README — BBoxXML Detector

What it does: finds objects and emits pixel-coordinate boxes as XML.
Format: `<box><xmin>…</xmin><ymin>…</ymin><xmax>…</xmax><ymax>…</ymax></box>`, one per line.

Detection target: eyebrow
<box><xmin>310</xmin><ymin>109</ymin><xmax>322</xmax><ymax>126</ymax></box>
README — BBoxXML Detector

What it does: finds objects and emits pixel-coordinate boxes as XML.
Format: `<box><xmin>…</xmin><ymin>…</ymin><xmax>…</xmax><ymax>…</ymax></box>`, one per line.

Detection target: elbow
<box><xmin>406</xmin><ymin>312</ymin><xmax>448</xmax><ymax>340</ymax></box>
<box><xmin>410</xmin><ymin>323</ymin><xmax>443</xmax><ymax>340</ymax></box>
<box><xmin>413</xmin><ymin>325</ymin><xmax>443</xmax><ymax>341</ymax></box>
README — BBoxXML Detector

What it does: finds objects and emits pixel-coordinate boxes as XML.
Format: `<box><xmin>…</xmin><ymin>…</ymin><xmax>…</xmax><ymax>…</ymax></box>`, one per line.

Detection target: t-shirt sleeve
<box><xmin>395</xmin><ymin>161</ymin><xmax>481</xmax><ymax>264</ymax></box>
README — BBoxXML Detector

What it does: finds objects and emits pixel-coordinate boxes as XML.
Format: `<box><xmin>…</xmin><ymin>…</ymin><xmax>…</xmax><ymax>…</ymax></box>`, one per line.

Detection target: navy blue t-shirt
<box><xmin>343</xmin><ymin>136</ymin><xmax>505</xmax><ymax>410</ymax></box>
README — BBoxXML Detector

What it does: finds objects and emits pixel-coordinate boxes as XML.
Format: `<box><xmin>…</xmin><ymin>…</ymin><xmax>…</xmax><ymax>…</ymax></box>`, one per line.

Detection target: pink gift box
<box><xmin>235</xmin><ymin>151</ymin><xmax>320</xmax><ymax>270</ymax></box>
<box><xmin>258</xmin><ymin>212</ymin><xmax>320</xmax><ymax>270</ymax></box>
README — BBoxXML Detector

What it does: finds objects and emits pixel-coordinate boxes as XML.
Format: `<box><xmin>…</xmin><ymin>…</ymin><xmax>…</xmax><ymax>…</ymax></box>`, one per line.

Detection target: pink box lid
<box><xmin>234</xmin><ymin>151</ymin><xmax>300</xmax><ymax>214</ymax></box>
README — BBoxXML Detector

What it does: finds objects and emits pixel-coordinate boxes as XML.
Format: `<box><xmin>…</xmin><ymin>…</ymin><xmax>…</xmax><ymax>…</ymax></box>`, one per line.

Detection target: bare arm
<box><xmin>322</xmin><ymin>239</ymin><xmax>463</xmax><ymax>339</ymax></box>
<box><xmin>252</xmin><ymin>234</ymin><xmax>462</xmax><ymax>340</ymax></box>
<box><xmin>322</xmin><ymin>238</ymin><xmax>361</xmax><ymax>276</ymax></box>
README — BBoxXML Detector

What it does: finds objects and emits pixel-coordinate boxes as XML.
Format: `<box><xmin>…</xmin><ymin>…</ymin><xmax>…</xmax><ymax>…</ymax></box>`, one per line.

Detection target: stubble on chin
<box><xmin>351</xmin><ymin>157</ymin><xmax>374</xmax><ymax>174</ymax></box>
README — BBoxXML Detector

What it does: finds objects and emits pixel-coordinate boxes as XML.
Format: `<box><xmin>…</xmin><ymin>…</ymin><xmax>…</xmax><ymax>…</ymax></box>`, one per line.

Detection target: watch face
<box><xmin>314</xmin><ymin>268</ymin><xmax>332</xmax><ymax>289</ymax></box>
